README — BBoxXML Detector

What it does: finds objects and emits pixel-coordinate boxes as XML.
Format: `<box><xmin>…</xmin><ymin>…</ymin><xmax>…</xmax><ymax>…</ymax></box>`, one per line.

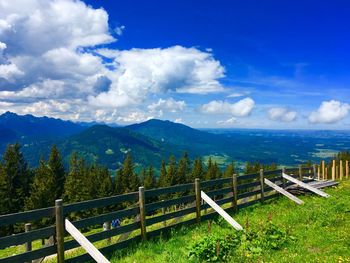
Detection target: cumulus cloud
<box><xmin>90</xmin><ymin>46</ymin><xmax>225</xmax><ymax>108</ymax></box>
<box><xmin>201</xmin><ymin>98</ymin><xmax>255</xmax><ymax>117</ymax></box>
<box><xmin>148</xmin><ymin>98</ymin><xmax>186</xmax><ymax>116</ymax></box>
<box><xmin>117</xmin><ymin>111</ymin><xmax>154</xmax><ymax>123</ymax></box>
<box><xmin>0</xmin><ymin>0</ymin><xmax>227</xmax><ymax>122</ymax></box>
<box><xmin>309</xmin><ymin>100</ymin><xmax>350</xmax><ymax>124</ymax></box>
<box><xmin>268</xmin><ymin>107</ymin><xmax>297</xmax><ymax>122</ymax></box>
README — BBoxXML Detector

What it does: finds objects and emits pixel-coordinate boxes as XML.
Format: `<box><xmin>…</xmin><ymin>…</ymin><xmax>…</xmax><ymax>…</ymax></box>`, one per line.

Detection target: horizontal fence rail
<box><xmin>0</xmin><ymin>164</ymin><xmax>335</xmax><ymax>263</ymax></box>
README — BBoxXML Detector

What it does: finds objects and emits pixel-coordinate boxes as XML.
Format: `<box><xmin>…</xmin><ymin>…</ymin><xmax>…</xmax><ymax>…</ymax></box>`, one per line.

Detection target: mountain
<box><xmin>0</xmin><ymin>112</ymin><xmax>87</xmax><ymax>161</ymax></box>
<box><xmin>55</xmin><ymin>125</ymin><xmax>179</xmax><ymax>170</ymax></box>
<box><xmin>126</xmin><ymin>119</ymin><xmax>232</xmax><ymax>156</ymax></box>
<box><xmin>0</xmin><ymin>111</ymin><xmax>85</xmax><ymax>138</ymax></box>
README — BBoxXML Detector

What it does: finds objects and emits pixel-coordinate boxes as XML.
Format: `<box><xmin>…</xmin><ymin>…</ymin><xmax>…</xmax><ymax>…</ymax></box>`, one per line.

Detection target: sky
<box><xmin>0</xmin><ymin>0</ymin><xmax>350</xmax><ymax>129</ymax></box>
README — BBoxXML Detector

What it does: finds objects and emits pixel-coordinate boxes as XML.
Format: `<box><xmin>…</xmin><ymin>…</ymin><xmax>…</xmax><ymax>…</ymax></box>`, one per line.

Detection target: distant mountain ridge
<box><xmin>0</xmin><ymin>112</ymin><xmax>218</xmax><ymax>169</ymax></box>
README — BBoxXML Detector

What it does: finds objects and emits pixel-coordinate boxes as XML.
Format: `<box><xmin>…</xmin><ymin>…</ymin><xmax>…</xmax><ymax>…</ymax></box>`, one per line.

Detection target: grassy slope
<box><xmin>111</xmin><ymin>180</ymin><xmax>350</xmax><ymax>263</ymax></box>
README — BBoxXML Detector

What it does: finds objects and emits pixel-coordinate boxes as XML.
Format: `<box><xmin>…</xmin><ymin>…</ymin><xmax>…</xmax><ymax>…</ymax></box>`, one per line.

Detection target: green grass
<box><xmin>110</xmin><ymin>180</ymin><xmax>350</xmax><ymax>263</ymax></box>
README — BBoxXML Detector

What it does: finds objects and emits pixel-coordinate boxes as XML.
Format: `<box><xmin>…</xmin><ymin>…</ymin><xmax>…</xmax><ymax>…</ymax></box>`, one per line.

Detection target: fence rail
<box><xmin>0</xmin><ymin>164</ymin><xmax>336</xmax><ymax>263</ymax></box>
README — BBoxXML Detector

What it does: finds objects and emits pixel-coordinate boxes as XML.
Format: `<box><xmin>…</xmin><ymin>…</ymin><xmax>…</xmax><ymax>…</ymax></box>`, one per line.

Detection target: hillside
<box><xmin>56</xmin><ymin>125</ymin><xmax>179</xmax><ymax>170</ymax></box>
<box><xmin>111</xmin><ymin>181</ymin><xmax>350</xmax><ymax>262</ymax></box>
<box><xmin>126</xmin><ymin>119</ymin><xmax>232</xmax><ymax>156</ymax></box>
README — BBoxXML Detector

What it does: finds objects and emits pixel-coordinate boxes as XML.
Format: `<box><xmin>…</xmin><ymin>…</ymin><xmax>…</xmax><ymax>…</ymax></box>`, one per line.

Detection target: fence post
<box><xmin>282</xmin><ymin>167</ymin><xmax>286</xmax><ymax>189</ymax></box>
<box><xmin>25</xmin><ymin>223</ymin><xmax>32</xmax><ymax>263</ymax></box>
<box><xmin>346</xmin><ymin>160</ymin><xmax>349</xmax><ymax>179</ymax></box>
<box><xmin>340</xmin><ymin>160</ymin><xmax>343</xmax><ymax>180</ymax></box>
<box><xmin>195</xmin><ymin>178</ymin><xmax>201</xmax><ymax>223</ymax></box>
<box><xmin>313</xmin><ymin>164</ymin><xmax>317</xmax><ymax>179</ymax></box>
<box><xmin>298</xmin><ymin>165</ymin><xmax>302</xmax><ymax>181</ymax></box>
<box><xmin>103</xmin><ymin>222</ymin><xmax>111</xmax><ymax>244</ymax></box>
<box><xmin>322</xmin><ymin>160</ymin><xmax>325</xmax><ymax>180</ymax></box>
<box><xmin>332</xmin><ymin>160</ymin><xmax>336</xmax><ymax>180</ymax></box>
<box><xmin>55</xmin><ymin>199</ymin><xmax>65</xmax><ymax>263</ymax></box>
<box><xmin>317</xmin><ymin>165</ymin><xmax>320</xmax><ymax>181</ymax></box>
<box><xmin>161</xmin><ymin>200</ymin><xmax>166</xmax><ymax>227</ymax></box>
<box><xmin>138</xmin><ymin>186</ymin><xmax>147</xmax><ymax>241</ymax></box>
<box><xmin>232</xmin><ymin>174</ymin><xmax>238</xmax><ymax>212</ymax></box>
<box><xmin>259</xmin><ymin>169</ymin><xmax>265</xmax><ymax>203</ymax></box>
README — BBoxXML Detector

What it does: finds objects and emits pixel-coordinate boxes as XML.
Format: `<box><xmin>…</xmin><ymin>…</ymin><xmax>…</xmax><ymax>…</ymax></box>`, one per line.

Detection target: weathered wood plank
<box><xmin>145</xmin><ymin>194</ymin><xmax>195</xmax><ymax>212</ymax></box>
<box><xmin>201</xmin><ymin>191</ymin><xmax>243</xmax><ymax>230</ymax></box>
<box><xmin>0</xmin><ymin>225</ymin><xmax>55</xmax><ymax>249</ymax></box>
<box><xmin>282</xmin><ymin>173</ymin><xmax>330</xmax><ymax>198</ymax></box>
<box><xmin>264</xmin><ymin>178</ymin><xmax>304</xmax><ymax>205</ymax></box>
<box><xmin>64</xmin><ymin>192</ymin><xmax>138</xmax><ymax>214</ymax></box>
<box><xmin>146</xmin><ymin>206</ymin><xmax>196</xmax><ymax>226</ymax></box>
<box><xmin>144</xmin><ymin>183</ymin><xmax>194</xmax><ymax>198</ymax></box>
<box><xmin>73</xmin><ymin>207</ymin><xmax>139</xmax><ymax>229</ymax></box>
<box><xmin>64</xmin><ymin>221</ymin><xmax>140</xmax><ymax>250</ymax></box>
<box><xmin>65</xmin><ymin>219</ymin><xmax>110</xmax><ymax>263</ymax></box>
<box><xmin>0</xmin><ymin>245</ymin><xmax>57</xmax><ymax>263</ymax></box>
<box><xmin>200</xmin><ymin>177</ymin><xmax>231</xmax><ymax>188</ymax></box>
<box><xmin>0</xmin><ymin>207</ymin><xmax>55</xmax><ymax>227</ymax></box>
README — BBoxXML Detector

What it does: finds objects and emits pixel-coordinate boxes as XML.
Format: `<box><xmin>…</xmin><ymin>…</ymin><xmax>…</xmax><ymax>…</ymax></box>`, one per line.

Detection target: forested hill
<box><xmin>0</xmin><ymin>112</ymin><xmax>229</xmax><ymax>169</ymax></box>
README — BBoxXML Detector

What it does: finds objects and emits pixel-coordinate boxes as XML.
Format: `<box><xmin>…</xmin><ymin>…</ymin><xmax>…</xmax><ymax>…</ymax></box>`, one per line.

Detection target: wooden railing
<box><xmin>0</xmin><ymin>166</ymin><xmax>317</xmax><ymax>263</ymax></box>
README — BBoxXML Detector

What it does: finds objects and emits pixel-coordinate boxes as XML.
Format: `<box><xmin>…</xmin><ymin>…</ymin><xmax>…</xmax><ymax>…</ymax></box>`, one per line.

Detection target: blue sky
<box><xmin>0</xmin><ymin>0</ymin><xmax>349</xmax><ymax>129</ymax></box>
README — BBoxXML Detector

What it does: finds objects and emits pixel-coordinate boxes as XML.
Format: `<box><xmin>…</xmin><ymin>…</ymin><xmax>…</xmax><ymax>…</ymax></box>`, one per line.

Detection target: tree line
<box><xmin>2</xmin><ymin>143</ymin><xmax>344</xmax><ymax>217</ymax></box>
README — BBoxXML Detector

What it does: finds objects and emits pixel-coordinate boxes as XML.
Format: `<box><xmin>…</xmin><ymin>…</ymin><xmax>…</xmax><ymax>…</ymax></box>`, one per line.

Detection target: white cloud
<box><xmin>201</xmin><ymin>97</ymin><xmax>255</xmax><ymax>117</ymax></box>
<box><xmin>90</xmin><ymin>46</ymin><xmax>225</xmax><ymax>108</ymax></box>
<box><xmin>148</xmin><ymin>98</ymin><xmax>186</xmax><ymax>116</ymax></box>
<box><xmin>0</xmin><ymin>63</ymin><xmax>24</xmax><ymax>81</ymax></box>
<box><xmin>227</xmin><ymin>92</ymin><xmax>245</xmax><ymax>98</ymax></box>
<box><xmin>0</xmin><ymin>0</ymin><xmax>227</xmax><ymax>123</ymax></box>
<box><xmin>268</xmin><ymin>107</ymin><xmax>297</xmax><ymax>122</ymax></box>
<box><xmin>117</xmin><ymin>112</ymin><xmax>154</xmax><ymax>123</ymax></box>
<box><xmin>309</xmin><ymin>100</ymin><xmax>350</xmax><ymax>124</ymax></box>
<box><xmin>114</xmin><ymin>25</ymin><xmax>125</xmax><ymax>36</ymax></box>
<box><xmin>174</xmin><ymin>118</ymin><xmax>184</xmax><ymax>124</ymax></box>
<box><xmin>217</xmin><ymin>117</ymin><xmax>237</xmax><ymax>125</ymax></box>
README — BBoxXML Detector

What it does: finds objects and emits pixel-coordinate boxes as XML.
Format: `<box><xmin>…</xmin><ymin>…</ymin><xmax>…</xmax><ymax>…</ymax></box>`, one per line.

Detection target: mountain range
<box><xmin>0</xmin><ymin>112</ymin><xmax>230</xmax><ymax>170</ymax></box>
<box><xmin>1</xmin><ymin>112</ymin><xmax>348</xmax><ymax>171</ymax></box>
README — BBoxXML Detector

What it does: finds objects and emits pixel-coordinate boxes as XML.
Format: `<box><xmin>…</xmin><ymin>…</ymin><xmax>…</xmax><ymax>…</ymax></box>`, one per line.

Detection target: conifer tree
<box><xmin>158</xmin><ymin>160</ymin><xmax>167</xmax><ymax>187</ymax></box>
<box><xmin>205</xmin><ymin>157</ymin><xmax>216</xmax><ymax>180</ymax></box>
<box><xmin>224</xmin><ymin>162</ymin><xmax>236</xmax><ymax>178</ymax></box>
<box><xmin>166</xmin><ymin>155</ymin><xmax>177</xmax><ymax>186</ymax></box>
<box><xmin>0</xmin><ymin>164</ymin><xmax>10</xmax><ymax>215</ymax></box>
<box><xmin>144</xmin><ymin>165</ymin><xmax>156</xmax><ymax>189</ymax></box>
<box><xmin>63</xmin><ymin>153</ymin><xmax>90</xmax><ymax>203</ymax></box>
<box><xmin>191</xmin><ymin>158</ymin><xmax>203</xmax><ymax>181</ymax></box>
<box><xmin>176</xmin><ymin>156</ymin><xmax>188</xmax><ymax>184</ymax></box>
<box><xmin>1</xmin><ymin>143</ymin><xmax>31</xmax><ymax>213</ymax></box>
<box><xmin>94</xmin><ymin>166</ymin><xmax>113</xmax><ymax>198</ymax></box>
<box><xmin>115</xmin><ymin>168</ymin><xmax>124</xmax><ymax>194</ymax></box>
<box><xmin>48</xmin><ymin>145</ymin><xmax>65</xmax><ymax>198</ymax></box>
<box><xmin>25</xmin><ymin>160</ymin><xmax>56</xmax><ymax>210</ymax></box>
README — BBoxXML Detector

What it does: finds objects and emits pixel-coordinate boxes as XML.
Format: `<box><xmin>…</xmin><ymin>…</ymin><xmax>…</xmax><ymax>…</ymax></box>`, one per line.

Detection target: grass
<box><xmin>110</xmin><ymin>180</ymin><xmax>350</xmax><ymax>262</ymax></box>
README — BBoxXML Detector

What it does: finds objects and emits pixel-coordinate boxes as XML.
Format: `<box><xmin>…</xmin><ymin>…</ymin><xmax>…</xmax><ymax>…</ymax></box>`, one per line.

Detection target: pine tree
<box><xmin>159</xmin><ymin>160</ymin><xmax>167</xmax><ymax>187</ymax></box>
<box><xmin>94</xmin><ymin>166</ymin><xmax>113</xmax><ymax>198</ymax></box>
<box><xmin>205</xmin><ymin>157</ymin><xmax>216</xmax><ymax>180</ymax></box>
<box><xmin>144</xmin><ymin>165</ymin><xmax>156</xmax><ymax>189</ymax></box>
<box><xmin>224</xmin><ymin>162</ymin><xmax>236</xmax><ymax>178</ymax></box>
<box><xmin>121</xmin><ymin>154</ymin><xmax>139</xmax><ymax>192</ymax></box>
<box><xmin>166</xmin><ymin>156</ymin><xmax>177</xmax><ymax>186</ymax></box>
<box><xmin>48</xmin><ymin>145</ymin><xmax>65</xmax><ymax>199</ymax></box>
<box><xmin>63</xmin><ymin>153</ymin><xmax>90</xmax><ymax>203</ymax></box>
<box><xmin>0</xmin><ymin>163</ymin><xmax>10</xmax><ymax>215</ymax></box>
<box><xmin>1</xmin><ymin>143</ymin><xmax>31</xmax><ymax>213</ymax></box>
<box><xmin>115</xmin><ymin>168</ymin><xmax>124</xmax><ymax>194</ymax></box>
<box><xmin>176</xmin><ymin>156</ymin><xmax>188</xmax><ymax>185</ymax></box>
<box><xmin>25</xmin><ymin>160</ymin><xmax>56</xmax><ymax>210</ymax></box>
<box><xmin>191</xmin><ymin>158</ymin><xmax>203</xmax><ymax>181</ymax></box>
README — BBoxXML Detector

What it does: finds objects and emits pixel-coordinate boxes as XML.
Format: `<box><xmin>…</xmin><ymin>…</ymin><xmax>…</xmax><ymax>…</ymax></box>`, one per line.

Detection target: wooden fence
<box><xmin>0</xmin><ymin>165</ymin><xmax>327</xmax><ymax>263</ymax></box>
